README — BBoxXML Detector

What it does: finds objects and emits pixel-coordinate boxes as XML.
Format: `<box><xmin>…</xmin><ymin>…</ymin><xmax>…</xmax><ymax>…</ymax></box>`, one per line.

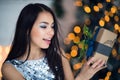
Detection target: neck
<box><xmin>19</xmin><ymin>46</ymin><xmax>45</xmax><ymax>61</ymax></box>
<box><xmin>28</xmin><ymin>48</ymin><xmax>45</xmax><ymax>60</ymax></box>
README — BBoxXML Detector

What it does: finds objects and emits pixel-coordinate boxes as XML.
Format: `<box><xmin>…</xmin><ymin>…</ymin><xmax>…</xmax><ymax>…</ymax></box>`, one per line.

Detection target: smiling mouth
<box><xmin>43</xmin><ymin>38</ymin><xmax>51</xmax><ymax>44</ymax></box>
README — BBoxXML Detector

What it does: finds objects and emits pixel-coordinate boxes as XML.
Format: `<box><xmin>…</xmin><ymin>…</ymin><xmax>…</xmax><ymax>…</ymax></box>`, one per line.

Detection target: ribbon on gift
<box><xmin>93</xmin><ymin>41</ymin><xmax>112</xmax><ymax>56</ymax></box>
<box><xmin>86</xmin><ymin>27</ymin><xmax>100</xmax><ymax>59</ymax></box>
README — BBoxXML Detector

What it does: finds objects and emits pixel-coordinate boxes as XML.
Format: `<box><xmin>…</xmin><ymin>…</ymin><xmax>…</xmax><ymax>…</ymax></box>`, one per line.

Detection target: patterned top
<box><xmin>6</xmin><ymin>57</ymin><xmax>55</xmax><ymax>80</ymax></box>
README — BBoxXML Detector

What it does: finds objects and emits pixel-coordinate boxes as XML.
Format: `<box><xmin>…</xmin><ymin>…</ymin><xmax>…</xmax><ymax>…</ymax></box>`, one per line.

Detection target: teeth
<box><xmin>47</xmin><ymin>39</ymin><xmax>51</xmax><ymax>40</ymax></box>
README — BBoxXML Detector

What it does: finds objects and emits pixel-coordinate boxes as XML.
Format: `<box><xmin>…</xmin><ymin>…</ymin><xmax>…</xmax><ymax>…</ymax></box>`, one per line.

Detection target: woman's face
<box><xmin>30</xmin><ymin>11</ymin><xmax>54</xmax><ymax>49</ymax></box>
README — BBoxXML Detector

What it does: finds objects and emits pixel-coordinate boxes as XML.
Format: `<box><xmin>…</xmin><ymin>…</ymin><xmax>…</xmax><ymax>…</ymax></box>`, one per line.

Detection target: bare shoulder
<box><xmin>2</xmin><ymin>62</ymin><xmax>25</xmax><ymax>80</ymax></box>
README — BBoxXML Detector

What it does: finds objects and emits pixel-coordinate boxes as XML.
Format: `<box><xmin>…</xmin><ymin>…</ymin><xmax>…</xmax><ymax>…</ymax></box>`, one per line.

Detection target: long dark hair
<box><xmin>5</xmin><ymin>3</ymin><xmax>64</xmax><ymax>80</ymax></box>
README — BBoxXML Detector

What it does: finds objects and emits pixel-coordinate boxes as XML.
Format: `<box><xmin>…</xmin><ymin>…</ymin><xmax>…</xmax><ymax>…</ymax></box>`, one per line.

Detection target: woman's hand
<box><xmin>76</xmin><ymin>57</ymin><xmax>107</xmax><ymax>80</ymax></box>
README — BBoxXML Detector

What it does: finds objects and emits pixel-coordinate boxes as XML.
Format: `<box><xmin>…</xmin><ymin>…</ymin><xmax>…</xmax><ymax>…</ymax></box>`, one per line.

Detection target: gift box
<box><xmin>93</xmin><ymin>28</ymin><xmax>117</xmax><ymax>62</ymax></box>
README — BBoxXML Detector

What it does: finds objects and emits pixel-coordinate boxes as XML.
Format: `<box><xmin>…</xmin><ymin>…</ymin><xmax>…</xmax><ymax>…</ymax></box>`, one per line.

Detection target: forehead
<box><xmin>36</xmin><ymin>11</ymin><xmax>54</xmax><ymax>23</ymax></box>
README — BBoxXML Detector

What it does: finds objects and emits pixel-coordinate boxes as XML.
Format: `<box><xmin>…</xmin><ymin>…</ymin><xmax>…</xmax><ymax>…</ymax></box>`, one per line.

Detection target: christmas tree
<box><xmin>53</xmin><ymin>0</ymin><xmax>120</xmax><ymax>79</ymax></box>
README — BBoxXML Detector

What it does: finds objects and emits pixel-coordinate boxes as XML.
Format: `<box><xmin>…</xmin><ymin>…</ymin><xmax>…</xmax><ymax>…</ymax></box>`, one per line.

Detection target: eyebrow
<box><xmin>40</xmin><ymin>22</ymin><xmax>54</xmax><ymax>25</ymax></box>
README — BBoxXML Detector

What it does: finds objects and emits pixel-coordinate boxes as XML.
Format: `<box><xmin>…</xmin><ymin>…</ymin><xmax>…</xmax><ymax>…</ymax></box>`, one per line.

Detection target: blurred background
<box><xmin>0</xmin><ymin>0</ymin><xmax>120</xmax><ymax>80</ymax></box>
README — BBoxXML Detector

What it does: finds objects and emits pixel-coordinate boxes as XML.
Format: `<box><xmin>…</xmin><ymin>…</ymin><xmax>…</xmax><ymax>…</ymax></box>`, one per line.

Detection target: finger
<box><xmin>91</xmin><ymin>59</ymin><xmax>102</xmax><ymax>68</ymax></box>
<box><xmin>95</xmin><ymin>64</ymin><xmax>107</xmax><ymax>72</ymax></box>
<box><xmin>96</xmin><ymin>60</ymin><xmax>106</xmax><ymax>68</ymax></box>
<box><xmin>87</xmin><ymin>57</ymin><xmax>95</xmax><ymax>66</ymax></box>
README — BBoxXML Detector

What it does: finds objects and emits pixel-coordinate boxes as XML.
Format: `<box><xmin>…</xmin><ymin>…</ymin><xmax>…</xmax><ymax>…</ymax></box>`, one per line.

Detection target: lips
<box><xmin>43</xmin><ymin>38</ymin><xmax>51</xmax><ymax>45</ymax></box>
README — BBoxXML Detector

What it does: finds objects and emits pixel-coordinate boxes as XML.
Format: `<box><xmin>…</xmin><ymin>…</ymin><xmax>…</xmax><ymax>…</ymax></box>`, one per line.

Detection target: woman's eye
<box><xmin>51</xmin><ymin>24</ymin><xmax>54</xmax><ymax>28</ymax></box>
<box><xmin>51</xmin><ymin>26</ymin><xmax>54</xmax><ymax>28</ymax></box>
<box><xmin>40</xmin><ymin>25</ymin><xmax>47</xmax><ymax>28</ymax></box>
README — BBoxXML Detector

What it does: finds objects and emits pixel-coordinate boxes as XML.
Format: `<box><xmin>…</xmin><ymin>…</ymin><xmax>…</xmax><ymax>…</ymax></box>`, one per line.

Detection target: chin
<box><xmin>41</xmin><ymin>46</ymin><xmax>49</xmax><ymax>49</ymax></box>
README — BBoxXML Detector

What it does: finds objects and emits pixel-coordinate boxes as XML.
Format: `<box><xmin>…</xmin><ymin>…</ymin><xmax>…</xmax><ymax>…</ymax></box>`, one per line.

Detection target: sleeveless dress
<box><xmin>6</xmin><ymin>57</ymin><xmax>55</xmax><ymax>80</ymax></box>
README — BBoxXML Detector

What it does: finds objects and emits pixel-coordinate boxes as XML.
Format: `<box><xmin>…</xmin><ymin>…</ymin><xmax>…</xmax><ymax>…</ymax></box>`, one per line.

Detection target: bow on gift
<box><xmin>86</xmin><ymin>27</ymin><xmax>100</xmax><ymax>59</ymax></box>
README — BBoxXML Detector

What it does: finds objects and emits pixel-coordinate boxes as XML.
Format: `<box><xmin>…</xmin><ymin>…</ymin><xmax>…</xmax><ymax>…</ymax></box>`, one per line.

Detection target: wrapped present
<box><xmin>93</xmin><ymin>28</ymin><xmax>117</xmax><ymax>62</ymax></box>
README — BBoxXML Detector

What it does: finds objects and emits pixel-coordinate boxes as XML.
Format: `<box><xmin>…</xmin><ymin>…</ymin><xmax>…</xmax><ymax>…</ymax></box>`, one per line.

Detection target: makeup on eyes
<box><xmin>39</xmin><ymin>22</ymin><xmax>47</xmax><ymax>28</ymax></box>
<box><xmin>39</xmin><ymin>22</ymin><xmax>54</xmax><ymax>28</ymax></box>
<box><xmin>51</xmin><ymin>23</ymin><xmax>54</xmax><ymax>28</ymax></box>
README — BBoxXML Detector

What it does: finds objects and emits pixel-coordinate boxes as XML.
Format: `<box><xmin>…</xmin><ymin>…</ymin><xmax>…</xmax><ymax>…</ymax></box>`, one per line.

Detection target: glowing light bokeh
<box><xmin>84</xmin><ymin>6</ymin><xmax>91</xmax><ymax>13</ymax></box>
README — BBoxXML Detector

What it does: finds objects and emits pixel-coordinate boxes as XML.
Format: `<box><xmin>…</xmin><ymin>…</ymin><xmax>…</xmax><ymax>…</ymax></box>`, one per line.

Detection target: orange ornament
<box><xmin>78</xmin><ymin>43</ymin><xmax>83</xmax><ymax>48</ymax></box>
<box><xmin>73</xmin><ymin>63</ymin><xmax>82</xmax><ymax>70</ymax></box>
<box><xmin>93</xmin><ymin>6</ymin><xmax>99</xmax><ymax>12</ymax></box>
<box><xmin>64</xmin><ymin>37</ymin><xmax>71</xmax><ymax>45</ymax></box>
<box><xmin>99</xmin><ymin>19</ymin><xmax>105</xmax><ymax>27</ymax></box>
<box><xmin>70</xmin><ymin>50</ymin><xmax>78</xmax><ymax>57</ymax></box>
<box><xmin>68</xmin><ymin>33</ymin><xmax>75</xmax><ymax>40</ymax></box>
<box><xmin>112</xmin><ymin>48</ymin><xmax>117</xmax><ymax>57</ymax></box>
<box><xmin>73</xmin><ymin>36</ymin><xmax>80</xmax><ymax>43</ymax></box>
<box><xmin>104</xmin><ymin>76</ymin><xmax>109</xmax><ymax>80</ymax></box>
<box><xmin>74</xmin><ymin>26</ymin><xmax>81</xmax><ymax>34</ymax></box>
<box><xmin>107</xmin><ymin>71</ymin><xmax>112</xmax><ymax>76</ymax></box>
<box><xmin>71</xmin><ymin>45</ymin><xmax>78</xmax><ymax>51</ymax></box>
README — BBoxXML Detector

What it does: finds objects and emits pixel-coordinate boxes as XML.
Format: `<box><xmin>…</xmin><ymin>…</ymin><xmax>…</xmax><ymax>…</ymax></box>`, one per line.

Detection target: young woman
<box><xmin>2</xmin><ymin>3</ymin><xmax>106</xmax><ymax>80</ymax></box>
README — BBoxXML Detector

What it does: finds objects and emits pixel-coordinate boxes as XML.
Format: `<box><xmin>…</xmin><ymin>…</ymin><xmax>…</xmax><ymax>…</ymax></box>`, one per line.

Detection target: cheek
<box><xmin>31</xmin><ymin>28</ymin><xmax>43</xmax><ymax>45</ymax></box>
<box><xmin>31</xmin><ymin>30</ymin><xmax>41</xmax><ymax>38</ymax></box>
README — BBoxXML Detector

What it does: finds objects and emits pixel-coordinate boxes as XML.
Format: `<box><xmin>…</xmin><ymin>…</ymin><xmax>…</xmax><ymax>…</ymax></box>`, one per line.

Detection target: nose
<box><xmin>47</xmin><ymin>28</ymin><xmax>54</xmax><ymax>37</ymax></box>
